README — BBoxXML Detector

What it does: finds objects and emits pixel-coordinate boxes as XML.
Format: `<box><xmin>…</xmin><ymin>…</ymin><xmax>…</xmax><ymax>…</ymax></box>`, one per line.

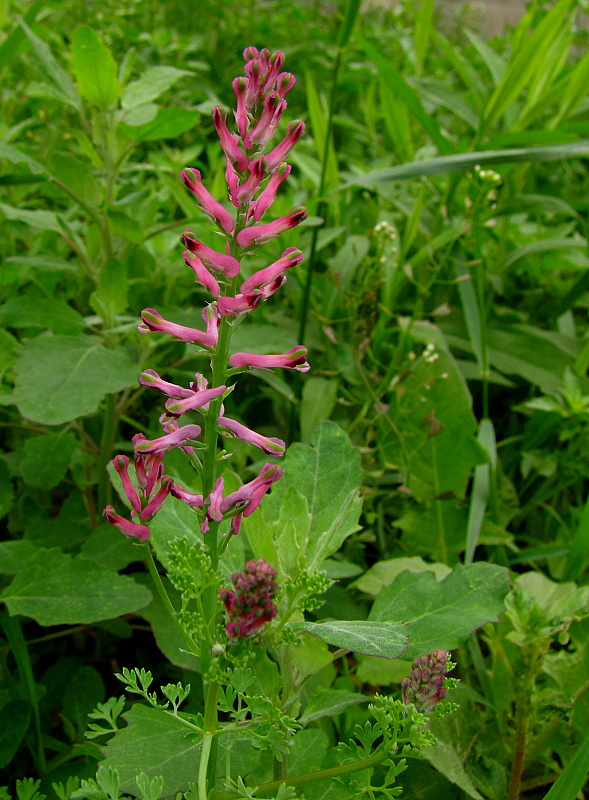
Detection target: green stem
<box><xmin>0</xmin><ymin>610</ymin><xmax>47</xmax><ymax>774</ymax></box>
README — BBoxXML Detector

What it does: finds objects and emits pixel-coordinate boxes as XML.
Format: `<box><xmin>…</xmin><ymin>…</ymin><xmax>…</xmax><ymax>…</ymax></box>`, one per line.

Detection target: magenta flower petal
<box><xmin>170</xmin><ymin>483</ymin><xmax>204</xmax><ymax>508</ymax></box>
<box><xmin>140</xmin><ymin>477</ymin><xmax>173</xmax><ymax>520</ymax></box>
<box><xmin>222</xmin><ymin>463</ymin><xmax>283</xmax><ymax>517</ymax></box>
<box><xmin>235</xmin><ymin>158</ymin><xmax>265</xmax><ymax>206</ymax></box>
<box><xmin>217</xmin><ymin>416</ymin><xmax>285</xmax><ymax>456</ymax></box>
<box><xmin>229</xmin><ymin>346</ymin><xmax>309</xmax><ymax>372</ymax></box>
<box><xmin>134</xmin><ymin>424</ymin><xmax>202</xmax><ymax>455</ymax></box>
<box><xmin>182</xmin><ymin>168</ymin><xmax>234</xmax><ymax>234</ymax></box>
<box><xmin>240</xmin><ymin>247</ymin><xmax>302</xmax><ymax>294</ymax></box>
<box><xmin>233</xmin><ymin>76</ymin><xmax>249</xmax><ymax>138</ymax></box>
<box><xmin>112</xmin><ymin>455</ymin><xmax>142</xmax><ymax>514</ymax></box>
<box><xmin>183</xmin><ymin>232</ymin><xmax>241</xmax><ymax>278</ymax></box>
<box><xmin>217</xmin><ymin>294</ymin><xmax>261</xmax><ymax>317</ymax></box>
<box><xmin>165</xmin><ymin>384</ymin><xmax>226</xmax><ymax>417</ymax></box>
<box><xmin>253</xmin><ymin>163</ymin><xmax>291</xmax><ymax>221</ymax></box>
<box><xmin>104</xmin><ymin>506</ymin><xmax>151</xmax><ymax>541</ymax></box>
<box><xmin>212</xmin><ymin>107</ymin><xmax>249</xmax><ymax>171</ymax></box>
<box><xmin>207</xmin><ymin>476</ymin><xmax>225</xmax><ymax>521</ymax></box>
<box><xmin>236</xmin><ymin>207</ymin><xmax>307</xmax><ymax>248</ymax></box>
<box><xmin>139</xmin><ymin>308</ymin><xmax>218</xmax><ymax>348</ymax></box>
<box><xmin>264</xmin><ymin>121</ymin><xmax>305</xmax><ymax>172</ymax></box>
<box><xmin>139</xmin><ymin>369</ymin><xmax>194</xmax><ymax>399</ymax></box>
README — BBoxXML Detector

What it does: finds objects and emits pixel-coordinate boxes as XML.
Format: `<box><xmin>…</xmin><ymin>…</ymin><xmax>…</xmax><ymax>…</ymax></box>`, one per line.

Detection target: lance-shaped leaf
<box><xmin>71</xmin><ymin>26</ymin><xmax>120</xmax><ymax>109</ymax></box>
<box><xmin>369</xmin><ymin>562</ymin><xmax>510</xmax><ymax>659</ymax></box>
<box><xmin>2</xmin><ymin>548</ymin><xmax>151</xmax><ymax>625</ymax></box>
<box><xmin>288</xmin><ymin>620</ymin><xmax>408</xmax><ymax>659</ymax></box>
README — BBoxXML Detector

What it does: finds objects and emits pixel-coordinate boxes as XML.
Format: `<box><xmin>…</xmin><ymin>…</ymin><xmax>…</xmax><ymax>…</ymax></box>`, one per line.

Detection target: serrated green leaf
<box><xmin>369</xmin><ymin>563</ymin><xmax>510</xmax><ymax>659</ymax></box>
<box><xmin>13</xmin><ymin>335</ymin><xmax>138</xmax><ymax>425</ymax></box>
<box><xmin>21</xmin><ymin>430</ymin><xmax>78</xmax><ymax>489</ymax></box>
<box><xmin>290</xmin><ymin>620</ymin><xmax>408</xmax><ymax>659</ymax></box>
<box><xmin>299</xmin><ymin>689</ymin><xmax>369</xmax><ymax>725</ymax></box>
<box><xmin>2</xmin><ymin>548</ymin><xmax>152</xmax><ymax>625</ymax></box>
<box><xmin>71</xmin><ymin>26</ymin><xmax>120</xmax><ymax>109</ymax></box>
<box><xmin>0</xmin><ymin>296</ymin><xmax>86</xmax><ymax>334</ymax></box>
<box><xmin>354</xmin><ymin>557</ymin><xmax>451</xmax><ymax>596</ymax></box>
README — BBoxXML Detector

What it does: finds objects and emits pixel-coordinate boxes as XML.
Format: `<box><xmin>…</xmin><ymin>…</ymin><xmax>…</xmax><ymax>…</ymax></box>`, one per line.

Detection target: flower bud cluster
<box><xmin>401</xmin><ymin>650</ymin><xmax>453</xmax><ymax>713</ymax></box>
<box><xmin>220</xmin><ymin>559</ymin><xmax>279</xmax><ymax>639</ymax></box>
<box><xmin>104</xmin><ymin>47</ymin><xmax>308</xmax><ymax>543</ymax></box>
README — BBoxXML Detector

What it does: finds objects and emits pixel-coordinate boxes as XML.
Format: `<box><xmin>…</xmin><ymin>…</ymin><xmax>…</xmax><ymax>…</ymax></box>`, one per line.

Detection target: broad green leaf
<box><xmin>378</xmin><ymin>345</ymin><xmax>484</xmax><ymax>503</ymax></box>
<box><xmin>369</xmin><ymin>563</ymin><xmax>510</xmax><ymax>659</ymax></box>
<box><xmin>0</xmin><ymin>541</ymin><xmax>37</xmax><ymax>574</ymax></box>
<box><xmin>80</xmin><ymin>525</ymin><xmax>143</xmax><ymax>572</ymax></box>
<box><xmin>101</xmin><ymin>704</ymin><xmax>201</xmax><ymax>795</ymax></box>
<box><xmin>0</xmin><ymin>700</ymin><xmax>31</xmax><ymax>769</ymax></box>
<box><xmin>21</xmin><ymin>430</ymin><xmax>78</xmax><ymax>489</ymax></box>
<box><xmin>300</xmin><ymin>377</ymin><xmax>338</xmax><ymax>444</ymax></box>
<box><xmin>354</xmin><ymin>557</ymin><xmax>451</xmax><ymax>596</ymax></box>
<box><xmin>62</xmin><ymin>665</ymin><xmax>104</xmax><ymax>735</ymax></box>
<box><xmin>290</xmin><ymin>620</ymin><xmax>408</xmax><ymax>659</ymax></box>
<box><xmin>514</xmin><ymin>573</ymin><xmax>589</xmax><ymax>622</ymax></box>
<box><xmin>24</xmin><ymin>493</ymin><xmax>88</xmax><ymax>550</ymax></box>
<box><xmin>0</xmin><ymin>297</ymin><xmax>86</xmax><ymax>334</ymax></box>
<box><xmin>355</xmin><ymin>655</ymin><xmax>411</xmax><ymax>686</ymax></box>
<box><xmin>394</xmin><ymin>503</ymin><xmax>470</xmax><ymax>564</ymax></box>
<box><xmin>13</xmin><ymin>335</ymin><xmax>138</xmax><ymax>425</ymax></box>
<box><xmin>275</xmin><ymin>486</ymin><xmax>311</xmax><ymax>578</ymax></box>
<box><xmin>89</xmin><ymin>258</ymin><xmax>128</xmax><ymax>322</ymax></box>
<box><xmin>2</xmin><ymin>548</ymin><xmax>151</xmax><ymax>625</ymax></box>
<box><xmin>121</xmin><ymin>108</ymin><xmax>199</xmax><ymax>141</ymax></box>
<box><xmin>71</xmin><ymin>26</ymin><xmax>120</xmax><ymax>109</ymax></box>
<box><xmin>229</xmin><ymin>323</ymin><xmax>298</xmax><ymax>356</ymax></box>
<box><xmin>4</xmin><ymin>255</ymin><xmax>77</xmax><ymax>273</ymax></box>
<box><xmin>299</xmin><ymin>689</ymin><xmax>369</xmax><ymax>725</ymax></box>
<box><xmin>0</xmin><ymin>203</ymin><xmax>62</xmax><ymax>233</ymax></box>
<box><xmin>0</xmin><ymin>143</ymin><xmax>47</xmax><ymax>175</ymax></box>
<box><xmin>263</xmin><ymin>422</ymin><xmax>362</xmax><ymax>570</ymax></box>
<box><xmin>288</xmin><ymin>729</ymin><xmax>330</xmax><ymax>776</ymax></box>
<box><xmin>425</xmin><ymin>740</ymin><xmax>484</xmax><ymax>800</ymax></box>
<box><xmin>0</xmin><ymin>461</ymin><xmax>14</xmax><ymax>521</ymax></box>
<box><xmin>149</xmin><ymin>497</ymin><xmax>200</xmax><ymax>570</ymax></box>
<box><xmin>107</xmin><ymin>210</ymin><xmax>145</xmax><ymax>244</ymax></box>
<box><xmin>19</xmin><ymin>19</ymin><xmax>82</xmax><ymax>112</ymax></box>
<box><xmin>121</xmin><ymin>66</ymin><xmax>193</xmax><ymax>109</ymax></box>
<box><xmin>122</xmin><ymin>102</ymin><xmax>158</xmax><ymax>126</ymax></box>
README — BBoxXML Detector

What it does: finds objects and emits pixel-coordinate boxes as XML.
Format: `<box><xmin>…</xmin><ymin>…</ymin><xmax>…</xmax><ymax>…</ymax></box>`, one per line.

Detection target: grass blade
<box><xmin>413</xmin><ymin>0</ymin><xmax>434</xmax><ymax>76</ymax></box>
<box><xmin>465</xmin><ymin>419</ymin><xmax>496</xmax><ymax>566</ymax></box>
<box><xmin>563</xmin><ymin>493</ymin><xmax>589</xmax><ymax>582</ymax></box>
<box><xmin>542</xmin><ymin>726</ymin><xmax>589</xmax><ymax>800</ymax></box>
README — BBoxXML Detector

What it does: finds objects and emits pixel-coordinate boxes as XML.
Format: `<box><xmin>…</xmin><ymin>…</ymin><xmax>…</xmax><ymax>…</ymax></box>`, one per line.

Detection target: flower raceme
<box><xmin>401</xmin><ymin>650</ymin><xmax>454</xmax><ymax>713</ymax></box>
<box><xmin>104</xmin><ymin>47</ymin><xmax>308</xmax><ymax>553</ymax></box>
<box><xmin>220</xmin><ymin>559</ymin><xmax>279</xmax><ymax>639</ymax></box>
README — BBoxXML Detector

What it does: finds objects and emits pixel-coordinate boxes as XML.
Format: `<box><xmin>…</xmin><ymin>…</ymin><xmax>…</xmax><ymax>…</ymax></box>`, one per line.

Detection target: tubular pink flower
<box><xmin>139</xmin><ymin>369</ymin><xmax>193</xmax><ymax>399</ymax></box>
<box><xmin>237</xmin><ymin>207</ymin><xmax>307</xmax><ymax>248</ymax></box>
<box><xmin>182</xmin><ymin>168</ymin><xmax>234</xmax><ymax>234</ymax></box>
<box><xmin>183</xmin><ymin>232</ymin><xmax>241</xmax><ymax>278</ymax></box>
<box><xmin>240</xmin><ymin>247</ymin><xmax>302</xmax><ymax>293</ymax></box>
<box><xmin>207</xmin><ymin>476</ymin><xmax>225</xmax><ymax>522</ymax></box>
<box><xmin>245</xmin><ymin>59</ymin><xmax>262</xmax><ymax>107</ymax></box>
<box><xmin>225</xmin><ymin>159</ymin><xmax>241</xmax><ymax>207</ymax></box>
<box><xmin>235</xmin><ymin>158</ymin><xmax>265</xmax><ymax>206</ymax></box>
<box><xmin>112</xmin><ymin>455</ymin><xmax>142</xmax><ymax>515</ymax></box>
<box><xmin>217</xmin><ymin>294</ymin><xmax>261</xmax><ymax>317</ymax></box>
<box><xmin>170</xmin><ymin>483</ymin><xmax>204</xmax><ymax>508</ymax></box>
<box><xmin>165</xmin><ymin>384</ymin><xmax>226</xmax><ymax>417</ymax></box>
<box><xmin>104</xmin><ymin>507</ymin><xmax>151</xmax><ymax>541</ymax></box>
<box><xmin>217</xmin><ymin>416</ymin><xmax>285</xmax><ymax>456</ymax></box>
<box><xmin>244</xmin><ymin>93</ymin><xmax>286</xmax><ymax>149</ymax></box>
<box><xmin>276</xmin><ymin>72</ymin><xmax>296</xmax><ymax>99</ymax></box>
<box><xmin>231</xmin><ymin>514</ymin><xmax>243</xmax><ymax>536</ymax></box>
<box><xmin>182</xmin><ymin>252</ymin><xmax>221</xmax><ymax>297</ymax></box>
<box><xmin>233</xmin><ymin>76</ymin><xmax>249</xmax><ymax>138</ymax></box>
<box><xmin>262</xmin><ymin>52</ymin><xmax>285</xmax><ymax>94</ymax></box>
<box><xmin>230</xmin><ymin>346</ymin><xmax>309</xmax><ymax>372</ymax></box>
<box><xmin>264</xmin><ymin>121</ymin><xmax>305</xmax><ymax>172</ymax></box>
<box><xmin>139</xmin><ymin>307</ymin><xmax>219</xmax><ymax>348</ymax></box>
<box><xmin>243</xmin><ymin>46</ymin><xmax>259</xmax><ymax>62</ymax></box>
<box><xmin>140</xmin><ymin>476</ymin><xmax>173</xmax><ymax>520</ymax></box>
<box><xmin>132</xmin><ymin>443</ymin><xmax>165</xmax><ymax>496</ymax></box>
<box><xmin>222</xmin><ymin>463</ymin><xmax>283</xmax><ymax>517</ymax></box>
<box><xmin>212</xmin><ymin>107</ymin><xmax>249</xmax><ymax>171</ymax></box>
<box><xmin>134</xmin><ymin>424</ymin><xmax>202</xmax><ymax>455</ymax></box>
<box><xmin>253</xmin><ymin>163</ymin><xmax>291</xmax><ymax>221</ymax></box>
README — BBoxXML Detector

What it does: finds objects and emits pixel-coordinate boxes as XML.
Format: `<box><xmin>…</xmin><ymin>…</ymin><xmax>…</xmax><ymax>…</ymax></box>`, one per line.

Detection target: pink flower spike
<box><xmin>139</xmin><ymin>308</ymin><xmax>218</xmax><ymax>348</ymax></box>
<box><xmin>233</xmin><ymin>77</ymin><xmax>249</xmax><ymax>138</ymax></box>
<box><xmin>237</xmin><ymin>207</ymin><xmax>307</xmax><ymax>248</ymax></box>
<box><xmin>235</xmin><ymin>158</ymin><xmax>265</xmax><ymax>206</ymax></box>
<box><xmin>170</xmin><ymin>483</ymin><xmax>204</xmax><ymax>508</ymax></box>
<box><xmin>230</xmin><ymin>346</ymin><xmax>309</xmax><ymax>372</ymax></box>
<box><xmin>165</xmin><ymin>384</ymin><xmax>226</xmax><ymax>417</ymax></box>
<box><xmin>182</xmin><ymin>251</ymin><xmax>221</xmax><ymax>298</ymax></box>
<box><xmin>139</xmin><ymin>369</ymin><xmax>193</xmax><ymax>399</ymax></box>
<box><xmin>112</xmin><ymin>455</ymin><xmax>142</xmax><ymax>514</ymax></box>
<box><xmin>222</xmin><ymin>463</ymin><xmax>283</xmax><ymax>517</ymax></box>
<box><xmin>134</xmin><ymin>424</ymin><xmax>202</xmax><ymax>455</ymax></box>
<box><xmin>217</xmin><ymin>416</ymin><xmax>285</xmax><ymax>456</ymax></box>
<box><xmin>253</xmin><ymin>163</ymin><xmax>291</xmax><ymax>221</ymax></box>
<box><xmin>217</xmin><ymin>294</ymin><xmax>261</xmax><ymax>317</ymax></box>
<box><xmin>182</xmin><ymin>168</ymin><xmax>234</xmax><ymax>234</ymax></box>
<box><xmin>208</xmin><ymin>476</ymin><xmax>225</xmax><ymax>521</ymax></box>
<box><xmin>240</xmin><ymin>248</ymin><xmax>302</xmax><ymax>294</ymax></box>
<box><xmin>265</xmin><ymin>120</ymin><xmax>305</xmax><ymax>172</ymax></box>
<box><xmin>183</xmin><ymin>232</ymin><xmax>241</xmax><ymax>278</ymax></box>
<box><xmin>212</xmin><ymin>107</ymin><xmax>249</xmax><ymax>171</ymax></box>
<box><xmin>140</xmin><ymin>476</ymin><xmax>173</xmax><ymax>520</ymax></box>
<box><xmin>104</xmin><ymin>506</ymin><xmax>151</xmax><ymax>541</ymax></box>
<box><xmin>244</xmin><ymin>93</ymin><xmax>286</xmax><ymax>149</ymax></box>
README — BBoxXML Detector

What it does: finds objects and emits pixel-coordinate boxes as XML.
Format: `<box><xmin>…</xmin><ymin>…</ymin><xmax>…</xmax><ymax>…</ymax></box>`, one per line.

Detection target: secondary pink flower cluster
<box><xmin>104</xmin><ymin>47</ymin><xmax>308</xmax><ymax>542</ymax></box>
<box><xmin>401</xmin><ymin>650</ymin><xmax>452</xmax><ymax>713</ymax></box>
<box><xmin>220</xmin><ymin>559</ymin><xmax>279</xmax><ymax>639</ymax></box>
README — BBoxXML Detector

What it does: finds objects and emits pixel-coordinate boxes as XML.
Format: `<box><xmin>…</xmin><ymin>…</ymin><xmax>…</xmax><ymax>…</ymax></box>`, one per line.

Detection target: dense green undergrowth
<box><xmin>2</xmin><ymin>0</ymin><xmax>589</xmax><ymax>798</ymax></box>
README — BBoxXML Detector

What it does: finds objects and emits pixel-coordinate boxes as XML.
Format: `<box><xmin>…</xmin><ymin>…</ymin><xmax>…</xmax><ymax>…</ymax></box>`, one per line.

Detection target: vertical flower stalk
<box><xmin>102</xmin><ymin>47</ymin><xmax>308</xmax><ymax>800</ymax></box>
